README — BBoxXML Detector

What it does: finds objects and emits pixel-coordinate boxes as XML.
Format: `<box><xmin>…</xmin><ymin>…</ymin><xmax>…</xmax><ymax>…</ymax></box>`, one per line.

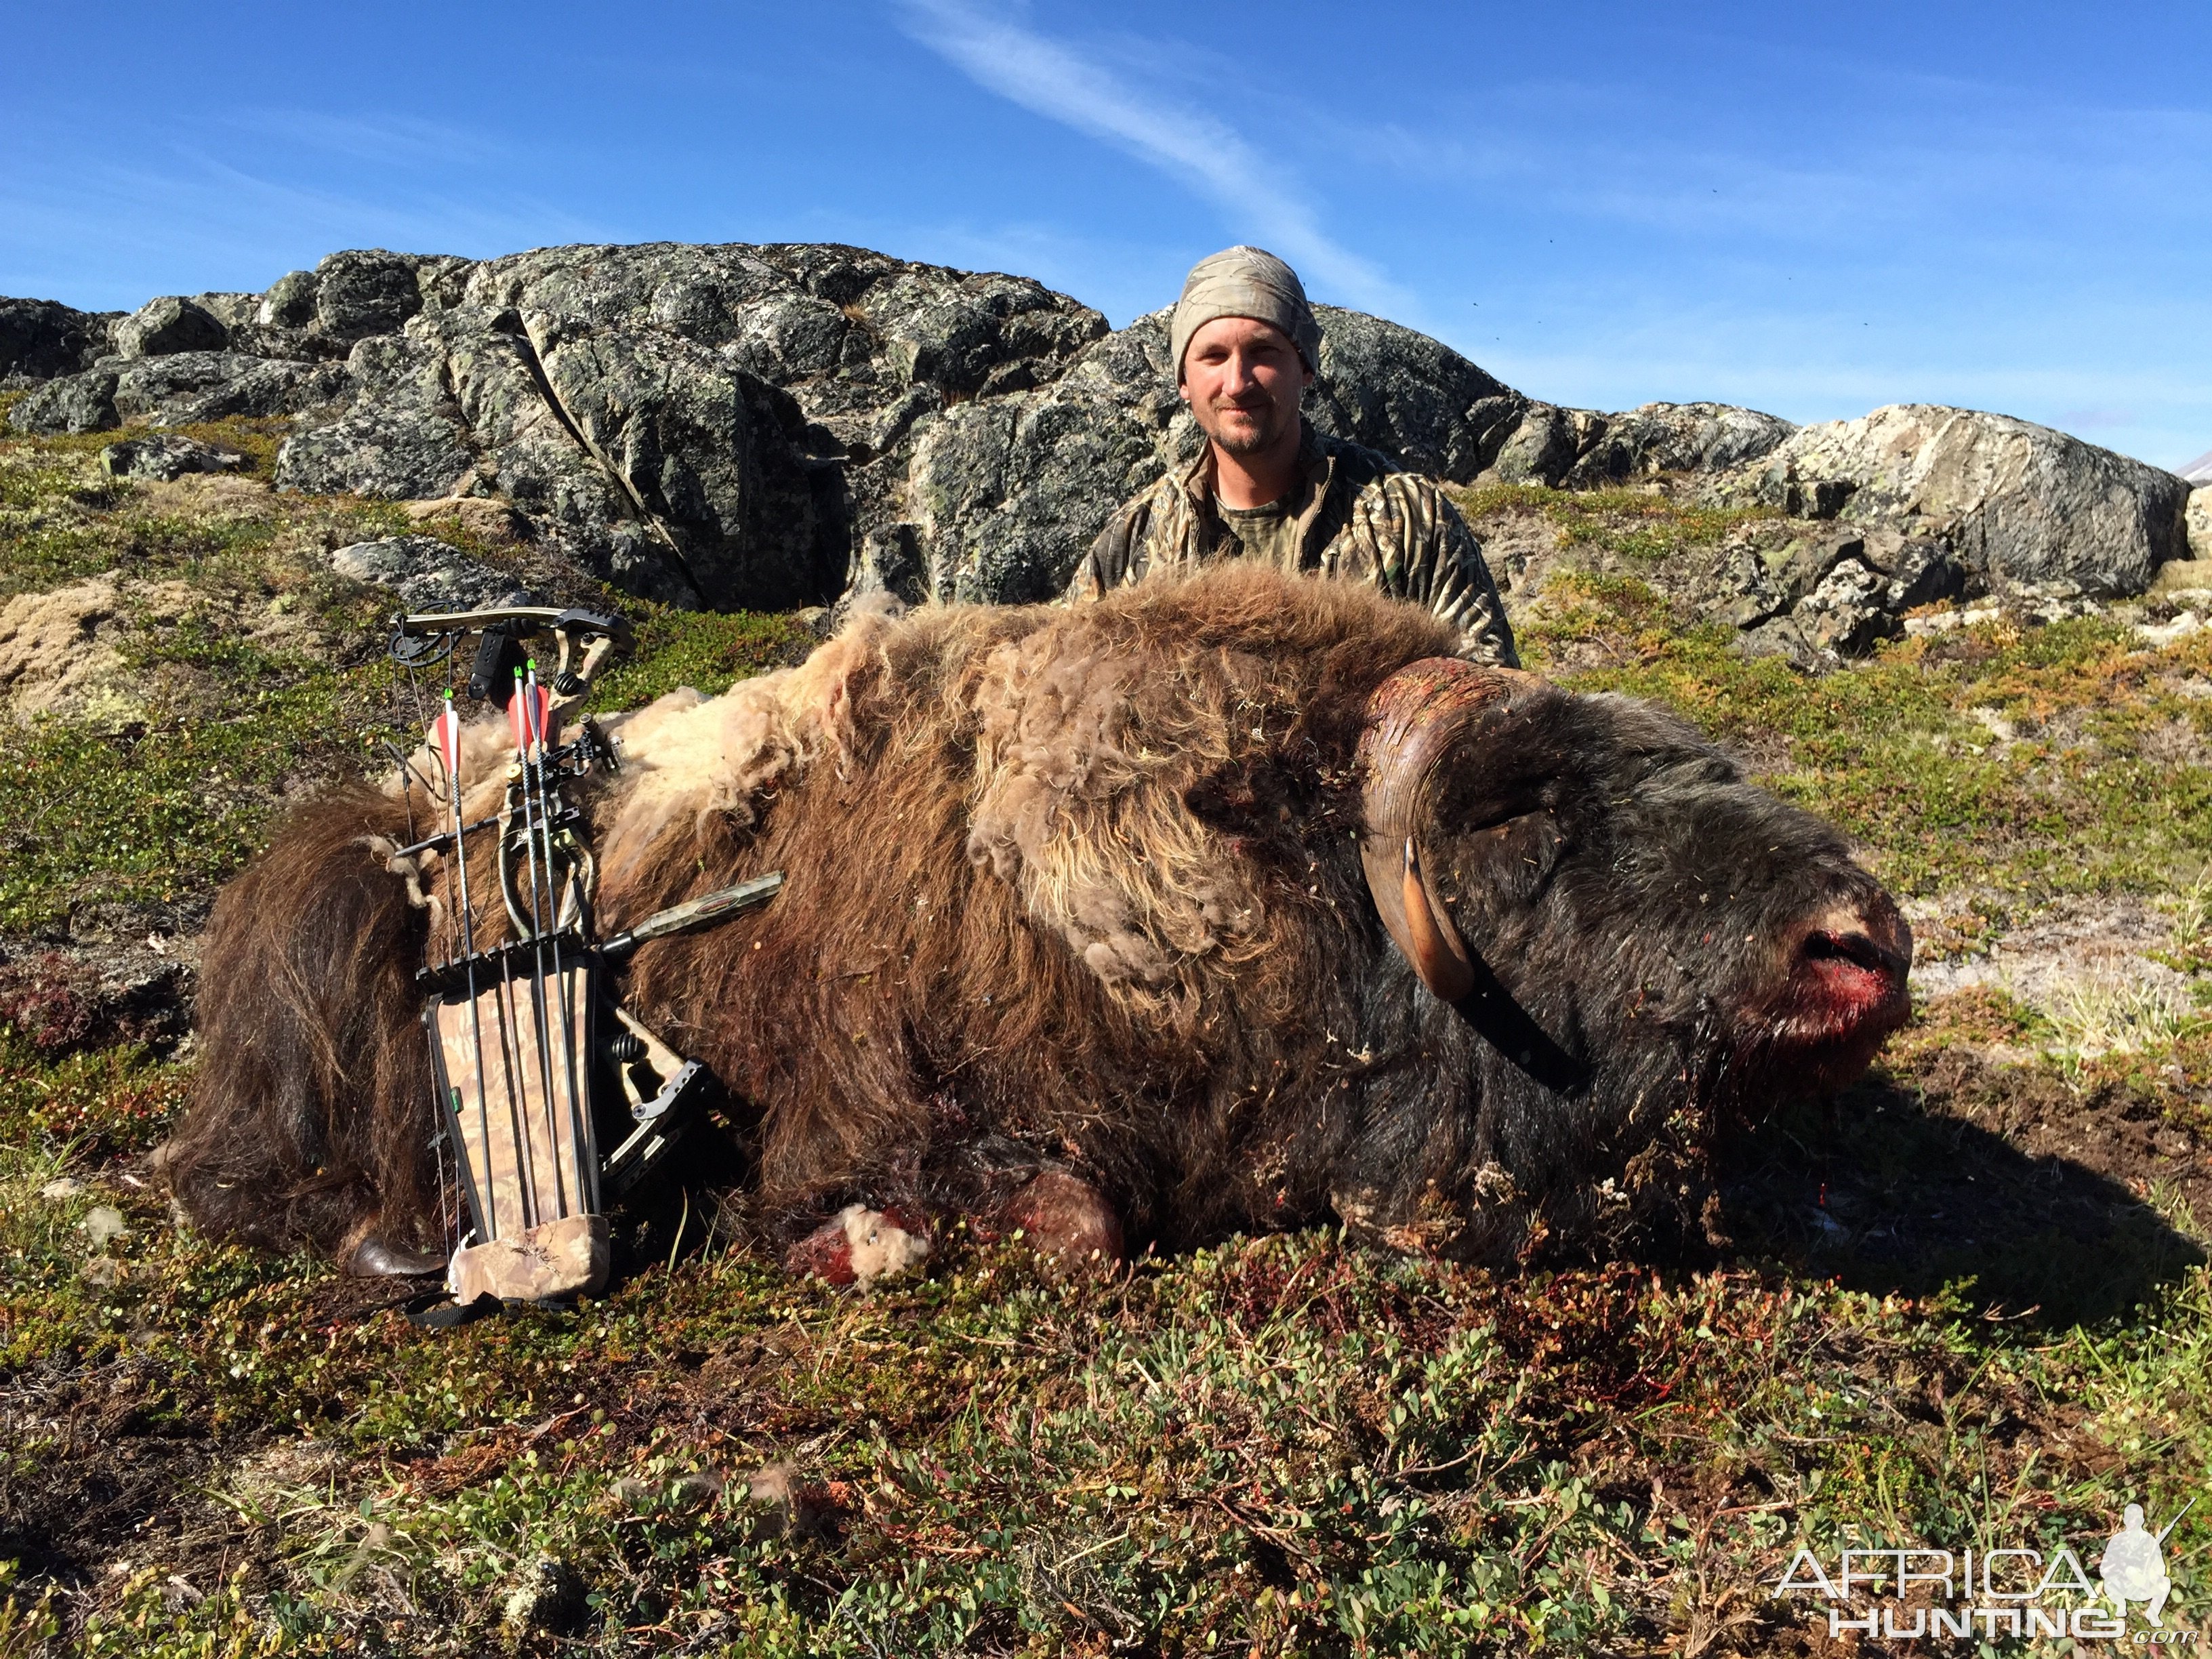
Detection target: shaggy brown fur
<box><xmin>165</xmin><ymin>565</ymin><xmax>1909</xmax><ymax>1267</ymax></box>
<box><xmin>165</xmin><ymin>790</ymin><xmax>439</xmax><ymax>1258</ymax></box>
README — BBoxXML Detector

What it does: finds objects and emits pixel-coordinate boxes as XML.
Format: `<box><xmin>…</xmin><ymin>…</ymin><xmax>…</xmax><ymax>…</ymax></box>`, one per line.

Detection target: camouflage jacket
<box><xmin>1065</xmin><ymin>423</ymin><xmax>1519</xmax><ymax>666</ymax></box>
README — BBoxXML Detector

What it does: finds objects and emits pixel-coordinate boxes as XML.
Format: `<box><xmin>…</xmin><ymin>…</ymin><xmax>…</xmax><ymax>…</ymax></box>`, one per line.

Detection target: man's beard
<box><xmin>1206</xmin><ymin>398</ymin><xmax>1294</xmax><ymax>457</ymax></box>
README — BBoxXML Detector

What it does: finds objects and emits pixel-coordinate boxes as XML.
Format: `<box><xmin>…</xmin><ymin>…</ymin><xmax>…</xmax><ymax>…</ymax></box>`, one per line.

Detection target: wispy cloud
<box><xmin>219</xmin><ymin>108</ymin><xmax>502</xmax><ymax>168</ymax></box>
<box><xmin>895</xmin><ymin>0</ymin><xmax>1412</xmax><ymax>318</ymax></box>
<box><xmin>0</xmin><ymin>135</ymin><xmax>606</xmax><ymax>306</ymax></box>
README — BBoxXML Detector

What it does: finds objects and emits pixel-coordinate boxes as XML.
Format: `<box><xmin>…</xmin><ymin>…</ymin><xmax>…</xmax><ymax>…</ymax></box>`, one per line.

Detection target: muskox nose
<box><xmin>1785</xmin><ymin>896</ymin><xmax>1913</xmax><ymax>1036</ymax></box>
<box><xmin>1796</xmin><ymin>899</ymin><xmax>1911</xmax><ymax>982</ymax></box>
<box><xmin>1740</xmin><ymin>894</ymin><xmax>1913</xmax><ymax>1099</ymax></box>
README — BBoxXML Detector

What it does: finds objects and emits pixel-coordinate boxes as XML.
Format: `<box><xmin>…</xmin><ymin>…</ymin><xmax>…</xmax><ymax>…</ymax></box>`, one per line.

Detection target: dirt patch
<box><xmin>1908</xmin><ymin>891</ymin><xmax>2179</xmax><ymax>996</ymax></box>
<box><xmin>1723</xmin><ymin>1038</ymin><xmax>2211</xmax><ymax>1327</ymax></box>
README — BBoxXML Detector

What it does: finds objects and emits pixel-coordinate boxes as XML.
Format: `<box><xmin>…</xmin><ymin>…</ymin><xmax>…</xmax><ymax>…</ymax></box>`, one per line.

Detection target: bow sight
<box><xmin>386</xmin><ymin>605</ymin><xmax>779</xmax><ymax>1313</ymax></box>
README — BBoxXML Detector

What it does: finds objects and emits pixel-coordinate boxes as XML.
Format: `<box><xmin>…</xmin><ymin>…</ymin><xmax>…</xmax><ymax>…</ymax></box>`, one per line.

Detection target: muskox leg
<box><xmin>781</xmin><ymin>1170</ymin><xmax>1124</xmax><ymax>1289</ymax></box>
<box><xmin>161</xmin><ymin>787</ymin><xmax>441</xmax><ymax>1262</ymax></box>
<box><xmin>1000</xmin><ymin>1170</ymin><xmax>1124</xmax><ymax>1271</ymax></box>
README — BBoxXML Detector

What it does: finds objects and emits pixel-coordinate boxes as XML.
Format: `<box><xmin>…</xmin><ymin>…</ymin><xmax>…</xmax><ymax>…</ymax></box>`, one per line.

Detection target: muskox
<box><xmin>162</xmin><ymin>566</ymin><xmax>1910</xmax><ymax>1274</ymax></box>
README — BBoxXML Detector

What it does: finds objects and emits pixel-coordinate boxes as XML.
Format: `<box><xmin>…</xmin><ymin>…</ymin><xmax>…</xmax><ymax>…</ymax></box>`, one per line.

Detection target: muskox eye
<box><xmin>1445</xmin><ymin>810</ymin><xmax>1561</xmax><ymax>914</ymax></box>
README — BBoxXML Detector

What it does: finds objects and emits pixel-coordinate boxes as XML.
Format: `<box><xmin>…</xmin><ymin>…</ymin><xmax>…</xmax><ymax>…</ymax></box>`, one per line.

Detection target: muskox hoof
<box><xmin>1002</xmin><ymin>1170</ymin><xmax>1123</xmax><ymax>1273</ymax></box>
<box><xmin>785</xmin><ymin>1204</ymin><xmax>933</xmax><ymax>1291</ymax></box>
<box><xmin>345</xmin><ymin>1237</ymin><xmax>447</xmax><ymax>1278</ymax></box>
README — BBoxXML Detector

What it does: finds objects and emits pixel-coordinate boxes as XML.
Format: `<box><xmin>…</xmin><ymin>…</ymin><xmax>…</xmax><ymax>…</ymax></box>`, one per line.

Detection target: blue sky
<box><xmin>3</xmin><ymin>1</ymin><xmax>2205</xmax><ymax>470</ymax></box>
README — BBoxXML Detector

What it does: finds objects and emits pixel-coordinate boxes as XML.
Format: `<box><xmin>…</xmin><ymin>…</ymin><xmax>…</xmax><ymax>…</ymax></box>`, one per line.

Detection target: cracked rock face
<box><xmin>3</xmin><ymin>245</ymin><xmax>2195</xmax><ymax>626</ymax></box>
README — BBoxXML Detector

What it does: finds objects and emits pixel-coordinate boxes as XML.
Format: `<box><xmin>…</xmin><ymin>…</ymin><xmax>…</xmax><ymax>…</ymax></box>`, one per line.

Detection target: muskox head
<box><xmin>1326</xmin><ymin>657</ymin><xmax>1910</xmax><ymax>1260</ymax></box>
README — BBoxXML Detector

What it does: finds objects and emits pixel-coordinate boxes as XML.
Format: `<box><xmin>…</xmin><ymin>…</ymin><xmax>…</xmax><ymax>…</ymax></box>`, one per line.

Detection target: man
<box><xmin>1066</xmin><ymin>245</ymin><xmax>1519</xmax><ymax>666</ymax></box>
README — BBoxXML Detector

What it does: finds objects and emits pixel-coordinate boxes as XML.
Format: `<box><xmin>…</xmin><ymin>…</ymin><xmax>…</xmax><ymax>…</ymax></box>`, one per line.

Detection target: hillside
<box><xmin>4</xmin><ymin>247</ymin><xmax>2212</xmax><ymax>1654</ymax></box>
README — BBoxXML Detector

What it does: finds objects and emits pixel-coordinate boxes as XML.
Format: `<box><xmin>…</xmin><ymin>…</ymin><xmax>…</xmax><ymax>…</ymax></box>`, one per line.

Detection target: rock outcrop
<box><xmin>1</xmin><ymin>298</ymin><xmax>120</xmax><ymax>386</ymax></box>
<box><xmin>2</xmin><ymin>243</ymin><xmax>2194</xmax><ymax>642</ymax></box>
<box><xmin>1708</xmin><ymin>404</ymin><xmax>2190</xmax><ymax>600</ymax></box>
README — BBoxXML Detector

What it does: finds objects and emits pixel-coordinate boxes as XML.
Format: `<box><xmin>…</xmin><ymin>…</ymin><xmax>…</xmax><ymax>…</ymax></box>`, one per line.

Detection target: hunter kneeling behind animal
<box><xmin>1068</xmin><ymin>245</ymin><xmax>1518</xmax><ymax>668</ymax></box>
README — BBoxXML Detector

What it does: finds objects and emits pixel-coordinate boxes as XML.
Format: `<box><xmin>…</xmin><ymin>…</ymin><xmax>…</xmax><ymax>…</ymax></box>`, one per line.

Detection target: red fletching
<box><xmin>507</xmin><ymin>682</ymin><xmax>550</xmax><ymax>753</ymax></box>
<box><xmin>430</xmin><ymin>705</ymin><xmax>463</xmax><ymax>778</ymax></box>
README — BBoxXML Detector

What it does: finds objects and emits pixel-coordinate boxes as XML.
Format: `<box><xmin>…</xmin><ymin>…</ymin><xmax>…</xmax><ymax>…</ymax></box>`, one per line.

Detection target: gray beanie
<box><xmin>1170</xmin><ymin>245</ymin><xmax>1322</xmax><ymax>380</ymax></box>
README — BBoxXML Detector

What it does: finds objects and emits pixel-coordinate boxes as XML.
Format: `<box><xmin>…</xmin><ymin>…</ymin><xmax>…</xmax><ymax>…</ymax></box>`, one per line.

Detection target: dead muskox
<box><xmin>162</xmin><ymin>565</ymin><xmax>1910</xmax><ymax>1276</ymax></box>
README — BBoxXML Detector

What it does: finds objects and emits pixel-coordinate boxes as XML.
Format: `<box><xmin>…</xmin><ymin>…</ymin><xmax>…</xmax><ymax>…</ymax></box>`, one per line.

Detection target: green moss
<box><xmin>1451</xmin><ymin>482</ymin><xmax>1782</xmax><ymax>567</ymax></box>
<box><xmin>586</xmin><ymin>605</ymin><xmax>815</xmax><ymax>711</ymax></box>
<box><xmin>1526</xmin><ymin>575</ymin><xmax>2212</xmax><ymax>907</ymax></box>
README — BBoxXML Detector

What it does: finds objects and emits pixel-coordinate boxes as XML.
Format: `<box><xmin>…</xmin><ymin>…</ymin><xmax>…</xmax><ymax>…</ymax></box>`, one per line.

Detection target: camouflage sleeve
<box><xmin>1427</xmin><ymin>497</ymin><xmax>1520</xmax><ymax>668</ymax></box>
<box><xmin>1376</xmin><ymin>481</ymin><xmax>1518</xmax><ymax>667</ymax></box>
<box><xmin>1066</xmin><ymin>495</ymin><xmax>1148</xmax><ymax>605</ymax></box>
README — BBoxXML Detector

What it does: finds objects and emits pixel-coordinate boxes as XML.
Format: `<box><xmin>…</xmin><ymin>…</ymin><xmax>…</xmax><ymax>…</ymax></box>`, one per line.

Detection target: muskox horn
<box><xmin>1356</xmin><ymin>657</ymin><xmax>1539</xmax><ymax>1002</ymax></box>
<box><xmin>1397</xmin><ymin>834</ymin><xmax>1474</xmax><ymax>1003</ymax></box>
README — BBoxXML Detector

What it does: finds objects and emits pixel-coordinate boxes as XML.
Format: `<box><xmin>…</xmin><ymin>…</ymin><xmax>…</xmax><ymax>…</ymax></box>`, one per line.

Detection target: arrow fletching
<box><xmin>430</xmin><ymin>698</ymin><xmax>464</xmax><ymax>781</ymax></box>
<box><xmin>507</xmin><ymin>671</ymin><xmax>550</xmax><ymax>755</ymax></box>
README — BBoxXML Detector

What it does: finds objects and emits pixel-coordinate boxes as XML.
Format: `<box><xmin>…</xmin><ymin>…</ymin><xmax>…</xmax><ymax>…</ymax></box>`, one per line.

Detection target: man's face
<box><xmin>1179</xmin><ymin>316</ymin><xmax>1313</xmax><ymax>458</ymax></box>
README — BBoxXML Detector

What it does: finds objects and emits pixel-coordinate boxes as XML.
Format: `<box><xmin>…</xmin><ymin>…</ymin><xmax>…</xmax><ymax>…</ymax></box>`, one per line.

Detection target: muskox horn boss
<box><xmin>1356</xmin><ymin>657</ymin><xmax>1528</xmax><ymax>991</ymax></box>
<box><xmin>1357</xmin><ymin>661</ymin><xmax>1591</xmax><ymax>1094</ymax></box>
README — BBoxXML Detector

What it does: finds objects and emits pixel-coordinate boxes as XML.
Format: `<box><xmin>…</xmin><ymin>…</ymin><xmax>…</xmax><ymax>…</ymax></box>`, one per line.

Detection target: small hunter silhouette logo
<box><xmin>2100</xmin><ymin>1497</ymin><xmax>2195</xmax><ymax>1624</ymax></box>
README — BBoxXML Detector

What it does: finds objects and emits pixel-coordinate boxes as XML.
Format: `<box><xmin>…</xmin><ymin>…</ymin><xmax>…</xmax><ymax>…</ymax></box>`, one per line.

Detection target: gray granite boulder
<box><xmin>99</xmin><ymin>433</ymin><xmax>245</xmax><ymax>481</ymax></box>
<box><xmin>1711</xmin><ymin>404</ymin><xmax>2190</xmax><ymax>598</ymax></box>
<box><xmin>7</xmin><ymin>365</ymin><xmax>121</xmax><ymax>432</ymax></box>
<box><xmin>110</xmin><ymin>352</ymin><xmax>350</xmax><ymax>427</ymax></box>
<box><xmin>273</xmin><ymin>331</ymin><xmax>472</xmax><ymax>500</ymax></box>
<box><xmin>11</xmin><ymin>350</ymin><xmax>350</xmax><ymax>434</ymax></box>
<box><xmin>1561</xmin><ymin>402</ymin><xmax>1797</xmax><ymax>487</ymax></box>
<box><xmin>1484</xmin><ymin>403</ymin><xmax>1598</xmax><ymax>487</ymax></box>
<box><xmin>113</xmin><ymin>296</ymin><xmax>229</xmax><ymax>359</ymax></box>
<box><xmin>328</xmin><ymin>535</ymin><xmax>532</xmax><ymax>613</ymax></box>
<box><xmin>0</xmin><ymin>298</ymin><xmax>117</xmax><ymax>386</ymax></box>
<box><xmin>314</xmin><ymin>249</ymin><xmax>443</xmax><ymax>342</ymax></box>
<box><xmin>258</xmin><ymin>270</ymin><xmax>319</xmax><ymax>329</ymax></box>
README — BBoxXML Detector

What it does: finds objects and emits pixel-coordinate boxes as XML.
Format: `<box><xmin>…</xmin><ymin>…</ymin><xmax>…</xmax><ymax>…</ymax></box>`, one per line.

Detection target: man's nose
<box><xmin>1221</xmin><ymin>350</ymin><xmax>1261</xmax><ymax>396</ymax></box>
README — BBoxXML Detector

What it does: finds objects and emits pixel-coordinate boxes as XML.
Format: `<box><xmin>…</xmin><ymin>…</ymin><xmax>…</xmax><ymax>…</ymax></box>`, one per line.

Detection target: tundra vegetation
<box><xmin>5</xmin><ymin>396</ymin><xmax>2212</xmax><ymax>1656</ymax></box>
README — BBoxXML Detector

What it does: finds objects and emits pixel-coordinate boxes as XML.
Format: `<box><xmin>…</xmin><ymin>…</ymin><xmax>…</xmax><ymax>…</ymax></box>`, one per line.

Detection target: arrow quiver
<box><xmin>389</xmin><ymin>605</ymin><xmax>781</xmax><ymax>1309</ymax></box>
